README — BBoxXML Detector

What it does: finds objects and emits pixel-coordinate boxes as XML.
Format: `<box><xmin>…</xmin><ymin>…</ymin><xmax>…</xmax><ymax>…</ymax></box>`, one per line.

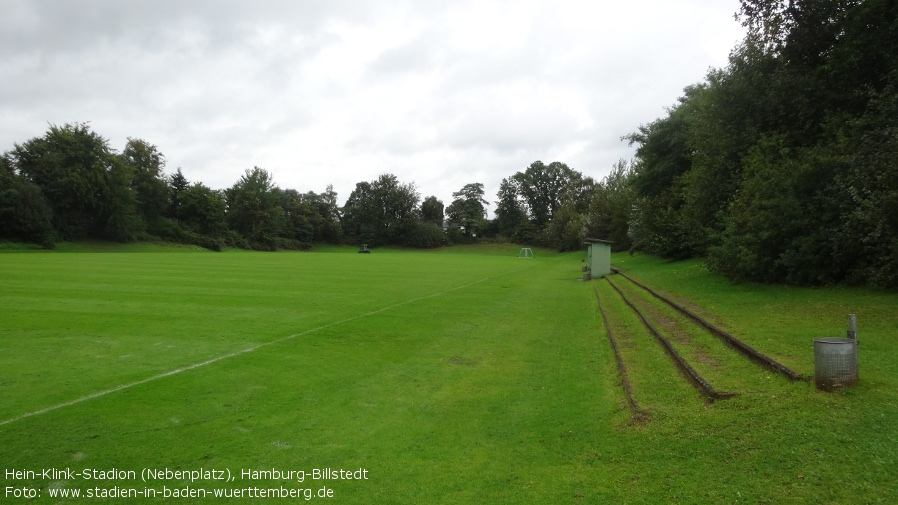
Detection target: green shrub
<box><xmin>404</xmin><ymin>222</ymin><xmax>448</xmax><ymax>248</ymax></box>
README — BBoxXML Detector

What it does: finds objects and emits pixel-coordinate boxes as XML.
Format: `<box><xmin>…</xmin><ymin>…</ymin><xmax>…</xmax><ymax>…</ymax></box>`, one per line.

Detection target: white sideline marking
<box><xmin>0</xmin><ymin>268</ymin><xmax>529</xmax><ymax>427</ymax></box>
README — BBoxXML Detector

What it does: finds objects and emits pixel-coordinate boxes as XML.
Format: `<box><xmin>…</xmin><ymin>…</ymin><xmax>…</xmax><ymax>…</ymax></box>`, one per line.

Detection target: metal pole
<box><xmin>848</xmin><ymin>314</ymin><xmax>859</xmax><ymax>379</ymax></box>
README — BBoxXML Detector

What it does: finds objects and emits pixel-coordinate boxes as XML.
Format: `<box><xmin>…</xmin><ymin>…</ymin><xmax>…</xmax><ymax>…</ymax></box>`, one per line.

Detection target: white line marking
<box><xmin>0</xmin><ymin>267</ymin><xmax>529</xmax><ymax>427</ymax></box>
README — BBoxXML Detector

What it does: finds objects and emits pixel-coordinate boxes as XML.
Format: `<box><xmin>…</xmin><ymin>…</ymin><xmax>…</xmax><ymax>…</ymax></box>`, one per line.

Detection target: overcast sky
<box><xmin>1</xmin><ymin>0</ymin><xmax>745</xmax><ymax>213</ymax></box>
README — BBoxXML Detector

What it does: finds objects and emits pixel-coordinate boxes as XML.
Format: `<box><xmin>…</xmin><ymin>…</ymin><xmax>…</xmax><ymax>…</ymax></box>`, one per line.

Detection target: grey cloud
<box><xmin>367</xmin><ymin>31</ymin><xmax>443</xmax><ymax>77</ymax></box>
<box><xmin>1</xmin><ymin>0</ymin><xmax>746</xmax><ymax>205</ymax></box>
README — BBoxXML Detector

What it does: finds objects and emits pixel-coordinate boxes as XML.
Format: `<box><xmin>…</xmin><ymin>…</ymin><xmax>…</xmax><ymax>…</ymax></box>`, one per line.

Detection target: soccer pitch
<box><xmin>3</xmin><ymin>246</ymin><xmax>897</xmax><ymax>504</ymax></box>
<box><xmin>1</xmin><ymin>246</ymin><xmax>615</xmax><ymax>503</ymax></box>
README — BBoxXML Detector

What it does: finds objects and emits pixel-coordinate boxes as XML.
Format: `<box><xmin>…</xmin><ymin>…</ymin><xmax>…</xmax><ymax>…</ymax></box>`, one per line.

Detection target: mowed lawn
<box><xmin>1</xmin><ymin>245</ymin><xmax>897</xmax><ymax>504</ymax></box>
<box><xmin>0</xmin><ymin>246</ymin><xmax>617</xmax><ymax>503</ymax></box>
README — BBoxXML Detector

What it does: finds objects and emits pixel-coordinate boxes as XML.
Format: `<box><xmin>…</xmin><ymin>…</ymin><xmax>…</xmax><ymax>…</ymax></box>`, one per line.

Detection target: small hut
<box><xmin>584</xmin><ymin>238</ymin><xmax>613</xmax><ymax>279</ymax></box>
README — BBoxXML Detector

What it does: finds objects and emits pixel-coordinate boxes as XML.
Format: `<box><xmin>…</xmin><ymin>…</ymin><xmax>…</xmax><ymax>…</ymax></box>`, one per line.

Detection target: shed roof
<box><xmin>584</xmin><ymin>238</ymin><xmax>614</xmax><ymax>245</ymax></box>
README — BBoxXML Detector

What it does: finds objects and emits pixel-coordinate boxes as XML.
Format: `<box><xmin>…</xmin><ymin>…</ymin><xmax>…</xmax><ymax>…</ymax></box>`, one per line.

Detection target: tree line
<box><xmin>0</xmin><ymin>122</ymin><xmax>631</xmax><ymax>253</ymax></box>
<box><xmin>0</xmin><ymin>123</ymin><xmax>344</xmax><ymax>252</ymax></box>
<box><xmin>622</xmin><ymin>0</ymin><xmax>898</xmax><ymax>287</ymax></box>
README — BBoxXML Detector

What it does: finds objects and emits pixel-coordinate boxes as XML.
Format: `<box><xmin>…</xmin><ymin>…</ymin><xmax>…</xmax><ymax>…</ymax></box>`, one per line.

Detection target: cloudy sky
<box><xmin>1</xmin><ymin>0</ymin><xmax>745</xmax><ymax>213</ymax></box>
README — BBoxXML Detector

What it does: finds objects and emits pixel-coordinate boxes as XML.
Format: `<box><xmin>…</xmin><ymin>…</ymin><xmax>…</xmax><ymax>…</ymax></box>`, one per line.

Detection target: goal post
<box><xmin>517</xmin><ymin>247</ymin><xmax>534</xmax><ymax>258</ymax></box>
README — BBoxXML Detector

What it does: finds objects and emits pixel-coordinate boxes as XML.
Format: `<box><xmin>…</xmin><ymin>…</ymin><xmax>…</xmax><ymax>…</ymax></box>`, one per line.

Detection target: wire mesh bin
<box><xmin>814</xmin><ymin>337</ymin><xmax>858</xmax><ymax>390</ymax></box>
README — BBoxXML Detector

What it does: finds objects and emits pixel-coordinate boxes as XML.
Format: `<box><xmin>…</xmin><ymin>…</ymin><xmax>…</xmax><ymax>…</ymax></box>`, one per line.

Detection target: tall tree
<box><xmin>512</xmin><ymin>161</ymin><xmax>583</xmax><ymax>231</ymax></box>
<box><xmin>547</xmin><ymin>199</ymin><xmax>585</xmax><ymax>252</ymax></box>
<box><xmin>122</xmin><ymin>138</ymin><xmax>169</xmax><ymax>223</ymax></box>
<box><xmin>225</xmin><ymin>167</ymin><xmax>284</xmax><ymax>249</ymax></box>
<box><xmin>167</xmin><ymin>168</ymin><xmax>189</xmax><ymax>219</ymax></box>
<box><xmin>494</xmin><ymin>177</ymin><xmax>526</xmax><ymax>238</ymax></box>
<box><xmin>8</xmin><ymin>122</ymin><xmax>138</xmax><ymax>241</ymax></box>
<box><xmin>625</xmin><ymin>0</ymin><xmax>898</xmax><ymax>286</ymax></box>
<box><xmin>420</xmin><ymin>196</ymin><xmax>444</xmax><ymax>227</ymax></box>
<box><xmin>586</xmin><ymin>160</ymin><xmax>634</xmax><ymax>251</ymax></box>
<box><xmin>0</xmin><ymin>155</ymin><xmax>55</xmax><ymax>247</ymax></box>
<box><xmin>279</xmin><ymin>188</ymin><xmax>319</xmax><ymax>246</ymax></box>
<box><xmin>620</xmin><ymin>85</ymin><xmax>704</xmax><ymax>258</ymax></box>
<box><xmin>179</xmin><ymin>183</ymin><xmax>227</xmax><ymax>237</ymax></box>
<box><xmin>341</xmin><ymin>173</ymin><xmax>419</xmax><ymax>246</ymax></box>
<box><xmin>446</xmin><ymin>183</ymin><xmax>487</xmax><ymax>236</ymax></box>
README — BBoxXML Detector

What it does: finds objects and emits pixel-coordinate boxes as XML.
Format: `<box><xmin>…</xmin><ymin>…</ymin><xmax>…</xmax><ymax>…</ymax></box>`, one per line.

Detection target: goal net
<box><xmin>517</xmin><ymin>247</ymin><xmax>534</xmax><ymax>258</ymax></box>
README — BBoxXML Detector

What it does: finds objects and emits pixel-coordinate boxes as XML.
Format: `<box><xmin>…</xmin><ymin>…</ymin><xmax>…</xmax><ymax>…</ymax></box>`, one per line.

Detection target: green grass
<box><xmin>604</xmin><ymin>274</ymin><xmax>792</xmax><ymax>396</ymax></box>
<box><xmin>607</xmin><ymin>253</ymin><xmax>898</xmax><ymax>503</ymax></box>
<box><xmin>594</xmin><ymin>280</ymin><xmax>704</xmax><ymax>417</ymax></box>
<box><xmin>0</xmin><ymin>240</ymin><xmax>213</xmax><ymax>253</ymax></box>
<box><xmin>1</xmin><ymin>245</ymin><xmax>896</xmax><ymax>503</ymax></box>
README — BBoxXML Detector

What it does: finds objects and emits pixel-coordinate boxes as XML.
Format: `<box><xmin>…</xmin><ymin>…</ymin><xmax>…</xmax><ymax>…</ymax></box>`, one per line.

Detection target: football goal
<box><xmin>517</xmin><ymin>247</ymin><xmax>534</xmax><ymax>258</ymax></box>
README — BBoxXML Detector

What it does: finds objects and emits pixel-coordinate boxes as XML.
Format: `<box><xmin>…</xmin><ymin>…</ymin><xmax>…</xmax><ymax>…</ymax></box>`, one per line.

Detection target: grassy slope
<box><xmin>607</xmin><ymin>253</ymin><xmax>898</xmax><ymax>504</ymax></box>
<box><xmin>1</xmin><ymin>245</ymin><xmax>896</xmax><ymax>503</ymax></box>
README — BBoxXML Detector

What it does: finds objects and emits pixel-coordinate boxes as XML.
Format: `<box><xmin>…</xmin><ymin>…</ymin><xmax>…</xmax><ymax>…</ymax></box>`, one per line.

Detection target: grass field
<box><xmin>1</xmin><ymin>245</ymin><xmax>896</xmax><ymax>504</ymax></box>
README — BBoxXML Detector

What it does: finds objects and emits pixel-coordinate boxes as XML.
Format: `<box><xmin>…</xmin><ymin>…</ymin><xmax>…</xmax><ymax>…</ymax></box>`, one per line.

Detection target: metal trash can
<box><xmin>814</xmin><ymin>337</ymin><xmax>858</xmax><ymax>390</ymax></box>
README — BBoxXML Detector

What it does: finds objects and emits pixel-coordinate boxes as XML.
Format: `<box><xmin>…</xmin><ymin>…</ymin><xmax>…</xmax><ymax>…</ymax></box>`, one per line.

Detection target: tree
<box><xmin>168</xmin><ymin>168</ymin><xmax>189</xmax><ymax>219</ymax></box>
<box><xmin>279</xmin><ymin>188</ymin><xmax>318</xmax><ymax>247</ymax></box>
<box><xmin>586</xmin><ymin>160</ymin><xmax>634</xmax><ymax>251</ymax></box>
<box><xmin>707</xmin><ymin>136</ymin><xmax>842</xmax><ymax>284</ymax></box>
<box><xmin>512</xmin><ymin>161</ymin><xmax>583</xmax><ymax>231</ymax></box>
<box><xmin>446</xmin><ymin>183</ymin><xmax>487</xmax><ymax>237</ymax></box>
<box><xmin>624</xmin><ymin>91</ymin><xmax>696</xmax><ymax>199</ymax></box>
<box><xmin>179</xmin><ymin>183</ymin><xmax>227</xmax><ymax>237</ymax></box>
<box><xmin>831</xmin><ymin>81</ymin><xmax>898</xmax><ymax>286</ymax></box>
<box><xmin>736</xmin><ymin>0</ymin><xmax>861</xmax><ymax>58</ymax></box>
<box><xmin>0</xmin><ymin>156</ymin><xmax>55</xmax><ymax>247</ymax></box>
<box><xmin>314</xmin><ymin>185</ymin><xmax>343</xmax><ymax>243</ymax></box>
<box><xmin>420</xmin><ymin>196</ymin><xmax>444</xmax><ymax>227</ymax></box>
<box><xmin>103</xmin><ymin>155</ymin><xmax>141</xmax><ymax>242</ymax></box>
<box><xmin>624</xmin><ymin>84</ymin><xmax>721</xmax><ymax>256</ymax></box>
<box><xmin>342</xmin><ymin>181</ymin><xmax>377</xmax><ymax>245</ymax></box>
<box><xmin>341</xmin><ymin>174</ymin><xmax>419</xmax><ymax>246</ymax></box>
<box><xmin>563</xmin><ymin>175</ymin><xmax>598</xmax><ymax>215</ymax></box>
<box><xmin>495</xmin><ymin>177</ymin><xmax>526</xmax><ymax>238</ymax></box>
<box><xmin>404</xmin><ymin>221</ymin><xmax>447</xmax><ymax>248</ymax></box>
<box><xmin>624</xmin><ymin>0</ymin><xmax>898</xmax><ymax>286</ymax></box>
<box><xmin>375</xmin><ymin>174</ymin><xmax>420</xmax><ymax>244</ymax></box>
<box><xmin>122</xmin><ymin>138</ymin><xmax>169</xmax><ymax>223</ymax></box>
<box><xmin>8</xmin><ymin>122</ymin><xmax>139</xmax><ymax>241</ymax></box>
<box><xmin>225</xmin><ymin>167</ymin><xmax>284</xmax><ymax>249</ymax></box>
<box><xmin>547</xmin><ymin>199</ymin><xmax>585</xmax><ymax>252</ymax></box>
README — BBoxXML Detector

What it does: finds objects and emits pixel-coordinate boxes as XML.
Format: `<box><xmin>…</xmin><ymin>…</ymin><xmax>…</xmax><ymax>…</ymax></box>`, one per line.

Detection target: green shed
<box><xmin>584</xmin><ymin>238</ymin><xmax>613</xmax><ymax>279</ymax></box>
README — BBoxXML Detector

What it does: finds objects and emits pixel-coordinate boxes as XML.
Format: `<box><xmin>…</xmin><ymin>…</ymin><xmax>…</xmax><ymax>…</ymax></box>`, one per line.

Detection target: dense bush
<box><xmin>403</xmin><ymin>222</ymin><xmax>448</xmax><ymax>249</ymax></box>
